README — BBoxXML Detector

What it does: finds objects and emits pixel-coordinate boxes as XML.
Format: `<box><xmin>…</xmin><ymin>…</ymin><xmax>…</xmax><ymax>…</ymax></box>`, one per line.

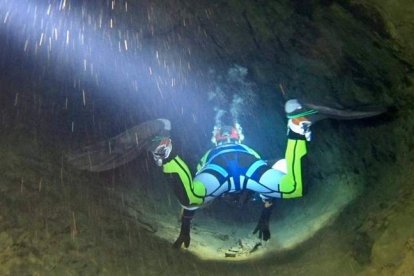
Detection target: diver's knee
<box><xmin>192</xmin><ymin>179</ymin><xmax>207</xmax><ymax>198</ymax></box>
<box><xmin>282</xmin><ymin>188</ymin><xmax>303</xmax><ymax>199</ymax></box>
<box><xmin>279</xmin><ymin>176</ymin><xmax>303</xmax><ymax>197</ymax></box>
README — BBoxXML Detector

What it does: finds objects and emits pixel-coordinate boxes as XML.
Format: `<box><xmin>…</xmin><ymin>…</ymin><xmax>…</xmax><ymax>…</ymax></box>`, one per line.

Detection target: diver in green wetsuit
<box><xmin>152</xmin><ymin>98</ymin><xmax>385</xmax><ymax>249</ymax></box>
<box><xmin>151</xmin><ymin>99</ymin><xmax>313</xmax><ymax>249</ymax></box>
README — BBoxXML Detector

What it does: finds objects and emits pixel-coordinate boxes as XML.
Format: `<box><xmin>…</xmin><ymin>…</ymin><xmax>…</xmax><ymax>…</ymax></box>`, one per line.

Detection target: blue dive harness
<box><xmin>197</xmin><ymin>144</ymin><xmax>267</xmax><ymax>193</ymax></box>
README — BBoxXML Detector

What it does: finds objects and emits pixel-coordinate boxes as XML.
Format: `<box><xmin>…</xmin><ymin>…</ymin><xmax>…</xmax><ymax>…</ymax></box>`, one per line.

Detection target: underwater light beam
<box><xmin>0</xmin><ymin>0</ymin><xmax>185</xmax><ymax>104</ymax></box>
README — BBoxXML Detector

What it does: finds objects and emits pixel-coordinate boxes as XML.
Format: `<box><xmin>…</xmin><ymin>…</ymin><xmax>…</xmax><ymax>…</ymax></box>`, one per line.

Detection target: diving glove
<box><xmin>253</xmin><ymin>202</ymin><xmax>274</xmax><ymax>241</ymax></box>
<box><xmin>173</xmin><ymin>209</ymin><xmax>194</xmax><ymax>249</ymax></box>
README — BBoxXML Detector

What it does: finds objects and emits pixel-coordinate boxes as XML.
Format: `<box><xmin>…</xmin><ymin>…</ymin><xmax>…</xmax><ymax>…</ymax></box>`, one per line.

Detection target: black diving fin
<box><xmin>302</xmin><ymin>101</ymin><xmax>388</xmax><ymax>120</ymax></box>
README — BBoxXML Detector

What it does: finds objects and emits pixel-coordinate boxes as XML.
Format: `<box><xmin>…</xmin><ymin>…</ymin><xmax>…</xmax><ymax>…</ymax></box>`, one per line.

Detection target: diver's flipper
<box><xmin>286</xmin><ymin>99</ymin><xmax>388</xmax><ymax>141</ymax></box>
<box><xmin>287</xmin><ymin>99</ymin><xmax>387</xmax><ymax>121</ymax></box>
<box><xmin>302</xmin><ymin>102</ymin><xmax>387</xmax><ymax>120</ymax></box>
<box><xmin>67</xmin><ymin>118</ymin><xmax>171</xmax><ymax>172</ymax></box>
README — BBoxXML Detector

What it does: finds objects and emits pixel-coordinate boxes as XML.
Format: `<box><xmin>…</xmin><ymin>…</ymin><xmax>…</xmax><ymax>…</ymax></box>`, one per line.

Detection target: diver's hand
<box><xmin>253</xmin><ymin>220</ymin><xmax>271</xmax><ymax>241</ymax></box>
<box><xmin>253</xmin><ymin>201</ymin><xmax>274</xmax><ymax>241</ymax></box>
<box><xmin>173</xmin><ymin>233</ymin><xmax>190</xmax><ymax>249</ymax></box>
<box><xmin>172</xmin><ymin>209</ymin><xmax>194</xmax><ymax>249</ymax></box>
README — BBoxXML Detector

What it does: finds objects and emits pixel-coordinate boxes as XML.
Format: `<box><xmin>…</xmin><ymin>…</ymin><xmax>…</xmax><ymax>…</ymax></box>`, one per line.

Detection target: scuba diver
<box><xmin>65</xmin><ymin>95</ymin><xmax>386</xmax><ymax>250</ymax></box>
<box><xmin>151</xmin><ymin>99</ymin><xmax>385</xmax><ymax>249</ymax></box>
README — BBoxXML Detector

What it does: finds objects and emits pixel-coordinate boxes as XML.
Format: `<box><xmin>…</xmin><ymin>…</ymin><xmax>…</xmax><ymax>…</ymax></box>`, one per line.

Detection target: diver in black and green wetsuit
<box><xmin>151</xmin><ymin>98</ymin><xmax>385</xmax><ymax>249</ymax></box>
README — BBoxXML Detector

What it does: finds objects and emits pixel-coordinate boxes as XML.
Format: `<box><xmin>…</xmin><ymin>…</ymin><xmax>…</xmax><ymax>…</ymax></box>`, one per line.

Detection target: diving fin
<box><xmin>286</xmin><ymin>98</ymin><xmax>387</xmax><ymax>121</ymax></box>
<box><xmin>302</xmin><ymin>101</ymin><xmax>387</xmax><ymax>120</ymax></box>
<box><xmin>285</xmin><ymin>99</ymin><xmax>388</xmax><ymax>141</ymax></box>
<box><xmin>67</xmin><ymin>118</ymin><xmax>171</xmax><ymax>172</ymax></box>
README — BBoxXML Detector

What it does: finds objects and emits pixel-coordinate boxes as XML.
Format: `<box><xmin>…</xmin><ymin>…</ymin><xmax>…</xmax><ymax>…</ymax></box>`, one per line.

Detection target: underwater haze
<box><xmin>1</xmin><ymin>0</ymin><xmax>414</xmax><ymax>275</ymax></box>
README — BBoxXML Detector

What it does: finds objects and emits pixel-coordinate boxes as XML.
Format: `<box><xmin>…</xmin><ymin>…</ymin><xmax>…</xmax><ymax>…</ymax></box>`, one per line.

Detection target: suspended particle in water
<box><xmin>46</xmin><ymin>4</ymin><xmax>52</xmax><ymax>15</ymax></box>
<box><xmin>59</xmin><ymin>0</ymin><xmax>67</xmax><ymax>11</ymax></box>
<box><xmin>53</xmin><ymin>28</ymin><xmax>58</xmax><ymax>40</ymax></box>
<box><xmin>14</xmin><ymin>93</ymin><xmax>19</xmax><ymax>106</ymax></box>
<box><xmin>48</xmin><ymin>37</ymin><xmax>52</xmax><ymax>52</ymax></box>
<box><xmin>82</xmin><ymin>90</ymin><xmax>86</xmax><ymax>106</ymax></box>
<box><xmin>3</xmin><ymin>11</ymin><xmax>10</xmax><ymax>24</ymax></box>
<box><xmin>39</xmin><ymin>32</ymin><xmax>44</xmax><ymax>46</ymax></box>
<box><xmin>66</xmin><ymin>30</ymin><xmax>70</xmax><ymax>45</ymax></box>
<box><xmin>24</xmin><ymin>40</ymin><xmax>29</xmax><ymax>52</ymax></box>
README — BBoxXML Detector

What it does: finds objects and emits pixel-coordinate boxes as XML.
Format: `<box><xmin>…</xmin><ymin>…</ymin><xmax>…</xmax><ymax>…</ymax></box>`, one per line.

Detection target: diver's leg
<box><xmin>163</xmin><ymin>158</ymin><xmax>228</xmax><ymax>248</ymax></box>
<box><xmin>278</xmin><ymin>132</ymin><xmax>307</xmax><ymax>198</ymax></box>
<box><xmin>150</xmin><ymin>132</ymin><xmax>206</xmax><ymax>207</ymax></box>
<box><xmin>278</xmin><ymin>96</ymin><xmax>387</xmax><ymax>197</ymax></box>
<box><xmin>173</xmin><ymin>208</ymin><xmax>195</xmax><ymax>249</ymax></box>
<box><xmin>278</xmin><ymin>99</ymin><xmax>317</xmax><ymax>198</ymax></box>
<box><xmin>163</xmin><ymin>157</ymin><xmax>227</xmax><ymax>207</ymax></box>
<box><xmin>248</xmin><ymin>109</ymin><xmax>309</xmax><ymax>243</ymax></box>
<box><xmin>162</xmin><ymin>156</ymin><xmax>206</xmax><ymax>249</ymax></box>
<box><xmin>163</xmin><ymin>156</ymin><xmax>206</xmax><ymax>207</ymax></box>
<box><xmin>239</xmin><ymin>127</ymin><xmax>307</xmax><ymax>199</ymax></box>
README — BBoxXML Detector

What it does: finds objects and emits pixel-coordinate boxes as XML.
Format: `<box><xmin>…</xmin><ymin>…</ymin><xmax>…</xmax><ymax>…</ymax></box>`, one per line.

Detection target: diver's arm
<box><xmin>253</xmin><ymin>199</ymin><xmax>274</xmax><ymax>241</ymax></box>
<box><xmin>173</xmin><ymin>208</ymin><xmax>195</xmax><ymax>249</ymax></box>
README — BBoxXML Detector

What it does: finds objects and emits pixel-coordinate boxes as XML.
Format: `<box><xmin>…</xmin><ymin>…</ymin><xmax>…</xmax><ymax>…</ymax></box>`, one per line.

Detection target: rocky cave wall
<box><xmin>1</xmin><ymin>0</ymin><xmax>414</xmax><ymax>274</ymax></box>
